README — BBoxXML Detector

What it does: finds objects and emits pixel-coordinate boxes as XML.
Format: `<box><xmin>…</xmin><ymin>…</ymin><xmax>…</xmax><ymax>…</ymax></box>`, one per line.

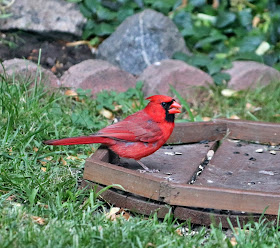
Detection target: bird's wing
<box><xmin>96</xmin><ymin>111</ymin><xmax>163</xmax><ymax>143</ymax></box>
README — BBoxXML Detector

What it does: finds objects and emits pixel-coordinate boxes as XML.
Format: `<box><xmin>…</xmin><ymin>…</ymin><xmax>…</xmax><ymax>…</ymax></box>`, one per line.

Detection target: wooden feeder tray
<box><xmin>82</xmin><ymin>119</ymin><xmax>280</xmax><ymax>227</ymax></box>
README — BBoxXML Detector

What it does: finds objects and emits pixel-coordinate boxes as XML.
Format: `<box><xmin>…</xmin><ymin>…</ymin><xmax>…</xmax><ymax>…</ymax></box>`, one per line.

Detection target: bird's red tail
<box><xmin>43</xmin><ymin>136</ymin><xmax>113</xmax><ymax>146</ymax></box>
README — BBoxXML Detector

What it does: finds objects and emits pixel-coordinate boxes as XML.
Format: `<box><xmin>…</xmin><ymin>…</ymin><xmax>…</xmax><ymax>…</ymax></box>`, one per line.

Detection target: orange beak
<box><xmin>168</xmin><ymin>101</ymin><xmax>181</xmax><ymax>114</ymax></box>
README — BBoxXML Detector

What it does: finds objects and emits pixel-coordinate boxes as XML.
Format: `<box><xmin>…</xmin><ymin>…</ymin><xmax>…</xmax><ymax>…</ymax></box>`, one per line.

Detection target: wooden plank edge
<box><xmin>84</xmin><ymin>158</ymin><xmax>162</xmax><ymax>200</ymax></box>
<box><xmin>81</xmin><ymin>180</ymin><xmax>277</xmax><ymax>227</ymax></box>
<box><xmin>168</xmin><ymin>121</ymin><xmax>227</xmax><ymax>144</ymax></box>
<box><xmin>214</xmin><ymin>119</ymin><xmax>280</xmax><ymax>144</ymax></box>
<box><xmin>161</xmin><ymin>183</ymin><xmax>280</xmax><ymax>215</ymax></box>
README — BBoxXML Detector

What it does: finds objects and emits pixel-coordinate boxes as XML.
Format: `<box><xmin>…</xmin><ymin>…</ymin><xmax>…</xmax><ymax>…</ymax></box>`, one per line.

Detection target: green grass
<box><xmin>0</xmin><ymin>70</ymin><xmax>280</xmax><ymax>247</ymax></box>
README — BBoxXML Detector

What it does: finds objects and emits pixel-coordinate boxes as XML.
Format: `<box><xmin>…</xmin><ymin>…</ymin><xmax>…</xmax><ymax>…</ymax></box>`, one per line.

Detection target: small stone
<box><xmin>224</xmin><ymin>61</ymin><xmax>280</xmax><ymax>90</ymax></box>
<box><xmin>97</xmin><ymin>9</ymin><xmax>190</xmax><ymax>75</ymax></box>
<box><xmin>0</xmin><ymin>0</ymin><xmax>86</xmax><ymax>37</ymax></box>
<box><xmin>139</xmin><ymin>59</ymin><xmax>213</xmax><ymax>97</ymax></box>
<box><xmin>0</xmin><ymin>58</ymin><xmax>59</xmax><ymax>88</ymax></box>
<box><xmin>60</xmin><ymin>59</ymin><xmax>136</xmax><ymax>96</ymax></box>
<box><xmin>270</xmin><ymin>150</ymin><xmax>276</xmax><ymax>155</ymax></box>
<box><xmin>249</xmin><ymin>157</ymin><xmax>256</xmax><ymax>161</ymax></box>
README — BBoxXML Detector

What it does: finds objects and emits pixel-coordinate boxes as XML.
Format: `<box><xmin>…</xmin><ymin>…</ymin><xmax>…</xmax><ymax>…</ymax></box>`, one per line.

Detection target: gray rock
<box><xmin>0</xmin><ymin>0</ymin><xmax>86</xmax><ymax>37</ymax></box>
<box><xmin>0</xmin><ymin>58</ymin><xmax>60</xmax><ymax>88</ymax></box>
<box><xmin>97</xmin><ymin>9</ymin><xmax>190</xmax><ymax>75</ymax></box>
<box><xmin>139</xmin><ymin>59</ymin><xmax>213</xmax><ymax>97</ymax></box>
<box><xmin>224</xmin><ymin>61</ymin><xmax>280</xmax><ymax>90</ymax></box>
<box><xmin>60</xmin><ymin>59</ymin><xmax>136</xmax><ymax>96</ymax></box>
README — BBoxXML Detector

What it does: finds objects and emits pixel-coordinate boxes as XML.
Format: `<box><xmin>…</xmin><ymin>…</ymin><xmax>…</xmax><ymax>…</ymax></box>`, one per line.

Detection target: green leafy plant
<box><xmin>0</xmin><ymin>0</ymin><xmax>13</xmax><ymax>19</ymax></box>
<box><xmin>75</xmin><ymin>0</ymin><xmax>280</xmax><ymax>85</ymax></box>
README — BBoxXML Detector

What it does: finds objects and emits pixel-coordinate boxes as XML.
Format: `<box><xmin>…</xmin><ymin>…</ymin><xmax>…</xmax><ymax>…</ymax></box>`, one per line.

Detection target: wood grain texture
<box><xmin>214</xmin><ymin>119</ymin><xmax>280</xmax><ymax>144</ymax></box>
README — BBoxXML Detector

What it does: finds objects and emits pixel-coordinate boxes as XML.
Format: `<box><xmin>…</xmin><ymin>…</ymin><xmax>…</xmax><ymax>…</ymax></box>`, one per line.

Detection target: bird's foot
<box><xmin>138</xmin><ymin>169</ymin><xmax>159</xmax><ymax>173</ymax></box>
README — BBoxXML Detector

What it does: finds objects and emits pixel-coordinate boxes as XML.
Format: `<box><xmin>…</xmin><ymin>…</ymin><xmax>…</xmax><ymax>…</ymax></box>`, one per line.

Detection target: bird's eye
<box><xmin>161</xmin><ymin>102</ymin><xmax>167</xmax><ymax>107</ymax></box>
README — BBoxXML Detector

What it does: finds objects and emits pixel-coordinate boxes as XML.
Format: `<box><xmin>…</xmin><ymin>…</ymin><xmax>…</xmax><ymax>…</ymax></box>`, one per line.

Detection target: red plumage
<box><xmin>44</xmin><ymin>95</ymin><xmax>181</xmax><ymax>170</ymax></box>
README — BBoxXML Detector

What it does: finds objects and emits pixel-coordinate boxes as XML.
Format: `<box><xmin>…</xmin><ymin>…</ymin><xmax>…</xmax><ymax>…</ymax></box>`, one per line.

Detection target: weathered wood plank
<box><xmin>167</xmin><ymin>121</ymin><xmax>227</xmax><ymax>144</ymax></box>
<box><xmin>174</xmin><ymin>207</ymin><xmax>277</xmax><ymax>228</ymax></box>
<box><xmin>81</xmin><ymin>180</ymin><xmax>170</xmax><ymax>218</ymax></box>
<box><xmin>195</xmin><ymin>140</ymin><xmax>280</xmax><ymax>193</ymax></box>
<box><xmin>84</xmin><ymin>156</ymin><xmax>162</xmax><ymax>200</ymax></box>
<box><xmin>214</xmin><ymin>119</ymin><xmax>280</xmax><ymax>144</ymax></box>
<box><xmin>161</xmin><ymin>183</ymin><xmax>280</xmax><ymax>215</ymax></box>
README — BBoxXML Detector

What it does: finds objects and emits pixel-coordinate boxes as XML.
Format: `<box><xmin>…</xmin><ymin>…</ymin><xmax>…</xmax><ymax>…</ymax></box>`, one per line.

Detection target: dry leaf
<box><xmin>65</xmin><ymin>89</ymin><xmax>78</xmax><ymax>97</ymax></box>
<box><xmin>45</xmin><ymin>156</ymin><xmax>53</xmax><ymax>161</ymax></box>
<box><xmin>202</xmin><ymin>117</ymin><xmax>211</xmax><ymax>121</ymax></box>
<box><xmin>212</xmin><ymin>0</ymin><xmax>219</xmax><ymax>8</ymax></box>
<box><xmin>33</xmin><ymin>147</ymin><xmax>39</xmax><ymax>152</ymax></box>
<box><xmin>230</xmin><ymin>115</ymin><xmax>240</xmax><ymax>120</ymax></box>
<box><xmin>122</xmin><ymin>210</ymin><xmax>131</xmax><ymax>220</ymax></box>
<box><xmin>106</xmin><ymin>207</ymin><xmax>130</xmax><ymax>221</ymax></box>
<box><xmin>175</xmin><ymin>228</ymin><xmax>183</xmax><ymax>236</ymax></box>
<box><xmin>41</xmin><ymin>167</ymin><xmax>47</xmax><ymax>172</ymax></box>
<box><xmin>100</xmin><ymin>108</ymin><xmax>114</xmax><ymax>120</ymax></box>
<box><xmin>32</xmin><ymin>216</ymin><xmax>46</xmax><ymax>225</ymax></box>
<box><xmin>230</xmin><ymin>237</ymin><xmax>237</xmax><ymax>246</ymax></box>
<box><xmin>252</xmin><ymin>16</ymin><xmax>260</xmax><ymax>27</ymax></box>
<box><xmin>40</xmin><ymin>161</ymin><xmax>47</xmax><ymax>166</ymax></box>
<box><xmin>114</xmin><ymin>104</ymin><xmax>122</xmax><ymax>111</ymax></box>
<box><xmin>106</xmin><ymin>207</ymin><xmax>120</xmax><ymax>221</ymax></box>
<box><xmin>66</xmin><ymin>155</ymin><xmax>79</xmax><ymax>161</ymax></box>
<box><xmin>145</xmin><ymin>243</ymin><xmax>156</xmax><ymax>248</ymax></box>
<box><xmin>221</xmin><ymin>89</ymin><xmax>237</xmax><ymax>97</ymax></box>
<box><xmin>8</xmin><ymin>147</ymin><xmax>13</xmax><ymax>155</ymax></box>
<box><xmin>6</xmin><ymin>195</ymin><xmax>16</xmax><ymax>201</ymax></box>
<box><xmin>60</xmin><ymin>157</ymin><xmax>67</xmax><ymax>166</ymax></box>
<box><xmin>51</xmin><ymin>66</ymin><xmax>57</xmax><ymax>73</ymax></box>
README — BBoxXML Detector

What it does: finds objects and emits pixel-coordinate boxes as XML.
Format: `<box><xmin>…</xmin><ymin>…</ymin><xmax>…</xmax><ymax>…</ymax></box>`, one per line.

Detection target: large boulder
<box><xmin>60</xmin><ymin>59</ymin><xmax>136</xmax><ymax>96</ymax></box>
<box><xmin>97</xmin><ymin>9</ymin><xmax>190</xmax><ymax>75</ymax></box>
<box><xmin>139</xmin><ymin>59</ymin><xmax>213</xmax><ymax>97</ymax></box>
<box><xmin>0</xmin><ymin>58</ymin><xmax>60</xmax><ymax>88</ymax></box>
<box><xmin>224</xmin><ymin>61</ymin><xmax>280</xmax><ymax>90</ymax></box>
<box><xmin>0</xmin><ymin>0</ymin><xmax>86</xmax><ymax>37</ymax></box>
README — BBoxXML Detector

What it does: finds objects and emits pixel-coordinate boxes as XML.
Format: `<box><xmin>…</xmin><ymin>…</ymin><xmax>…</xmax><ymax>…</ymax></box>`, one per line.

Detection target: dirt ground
<box><xmin>0</xmin><ymin>31</ymin><xmax>95</xmax><ymax>77</ymax></box>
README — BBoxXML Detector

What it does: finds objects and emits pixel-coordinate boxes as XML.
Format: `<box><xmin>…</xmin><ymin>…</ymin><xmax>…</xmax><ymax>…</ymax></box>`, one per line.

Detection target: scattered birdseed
<box><xmin>175</xmin><ymin>152</ymin><xmax>183</xmax><ymax>155</ymax></box>
<box><xmin>259</xmin><ymin>170</ymin><xmax>275</xmax><ymax>176</ymax></box>
<box><xmin>164</xmin><ymin>152</ymin><xmax>175</xmax><ymax>156</ymax></box>
<box><xmin>255</xmin><ymin>149</ymin><xmax>264</xmax><ymax>153</ymax></box>
<box><xmin>207</xmin><ymin>150</ymin><xmax>214</xmax><ymax>160</ymax></box>
<box><xmin>164</xmin><ymin>151</ymin><xmax>182</xmax><ymax>156</ymax></box>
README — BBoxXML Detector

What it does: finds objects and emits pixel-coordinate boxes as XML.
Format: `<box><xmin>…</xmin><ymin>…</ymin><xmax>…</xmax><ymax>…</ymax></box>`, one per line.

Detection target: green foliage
<box><xmin>0</xmin><ymin>0</ymin><xmax>13</xmax><ymax>19</ymax></box>
<box><xmin>74</xmin><ymin>0</ymin><xmax>280</xmax><ymax>85</ymax></box>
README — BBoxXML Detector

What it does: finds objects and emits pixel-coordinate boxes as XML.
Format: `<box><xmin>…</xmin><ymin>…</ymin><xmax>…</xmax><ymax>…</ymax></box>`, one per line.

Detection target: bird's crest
<box><xmin>146</xmin><ymin>95</ymin><xmax>174</xmax><ymax>103</ymax></box>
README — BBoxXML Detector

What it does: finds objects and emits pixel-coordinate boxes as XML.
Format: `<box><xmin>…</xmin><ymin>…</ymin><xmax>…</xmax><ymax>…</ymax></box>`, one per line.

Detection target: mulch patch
<box><xmin>0</xmin><ymin>31</ymin><xmax>95</xmax><ymax>77</ymax></box>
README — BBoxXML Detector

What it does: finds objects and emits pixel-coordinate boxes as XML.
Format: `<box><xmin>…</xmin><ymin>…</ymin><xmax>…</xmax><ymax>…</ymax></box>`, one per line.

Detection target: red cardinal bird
<box><xmin>44</xmin><ymin>95</ymin><xmax>181</xmax><ymax>172</ymax></box>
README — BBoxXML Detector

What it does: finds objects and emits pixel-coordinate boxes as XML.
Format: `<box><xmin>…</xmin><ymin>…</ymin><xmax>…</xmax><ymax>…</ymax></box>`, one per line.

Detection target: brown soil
<box><xmin>0</xmin><ymin>31</ymin><xmax>95</xmax><ymax>77</ymax></box>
